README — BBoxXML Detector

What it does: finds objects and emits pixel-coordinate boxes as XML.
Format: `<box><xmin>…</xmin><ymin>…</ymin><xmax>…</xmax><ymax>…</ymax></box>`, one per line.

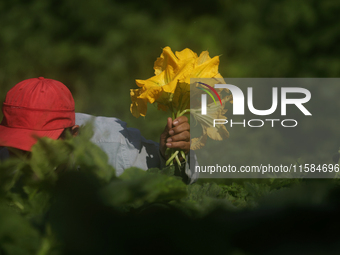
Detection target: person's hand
<box><xmin>159</xmin><ymin>116</ymin><xmax>190</xmax><ymax>161</ymax></box>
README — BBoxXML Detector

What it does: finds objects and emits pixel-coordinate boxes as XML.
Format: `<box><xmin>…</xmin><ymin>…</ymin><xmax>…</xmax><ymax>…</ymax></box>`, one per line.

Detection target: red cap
<box><xmin>0</xmin><ymin>77</ymin><xmax>75</xmax><ymax>151</ymax></box>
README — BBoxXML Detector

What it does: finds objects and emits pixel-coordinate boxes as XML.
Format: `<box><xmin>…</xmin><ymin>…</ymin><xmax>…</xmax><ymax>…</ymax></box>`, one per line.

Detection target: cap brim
<box><xmin>0</xmin><ymin>125</ymin><xmax>64</xmax><ymax>151</ymax></box>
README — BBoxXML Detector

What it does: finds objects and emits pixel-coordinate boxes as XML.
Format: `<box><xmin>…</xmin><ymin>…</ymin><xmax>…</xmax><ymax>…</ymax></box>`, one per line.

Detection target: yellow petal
<box><xmin>213</xmin><ymin>72</ymin><xmax>223</xmax><ymax>79</ymax></box>
<box><xmin>139</xmin><ymin>64</ymin><xmax>176</xmax><ymax>88</ymax></box>
<box><xmin>194</xmin><ymin>55</ymin><xmax>220</xmax><ymax>76</ymax></box>
<box><xmin>130</xmin><ymin>89</ymin><xmax>148</xmax><ymax>118</ymax></box>
<box><xmin>175</xmin><ymin>48</ymin><xmax>198</xmax><ymax>61</ymax></box>
<box><xmin>183</xmin><ymin>56</ymin><xmax>220</xmax><ymax>84</ymax></box>
<box><xmin>196</xmin><ymin>51</ymin><xmax>211</xmax><ymax>65</ymax></box>
<box><xmin>138</xmin><ymin>85</ymin><xmax>163</xmax><ymax>104</ymax></box>
<box><xmin>154</xmin><ymin>46</ymin><xmax>179</xmax><ymax>76</ymax></box>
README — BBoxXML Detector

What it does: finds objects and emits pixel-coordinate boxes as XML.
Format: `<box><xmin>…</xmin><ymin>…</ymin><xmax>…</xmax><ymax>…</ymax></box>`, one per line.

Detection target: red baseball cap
<box><xmin>0</xmin><ymin>77</ymin><xmax>75</xmax><ymax>151</ymax></box>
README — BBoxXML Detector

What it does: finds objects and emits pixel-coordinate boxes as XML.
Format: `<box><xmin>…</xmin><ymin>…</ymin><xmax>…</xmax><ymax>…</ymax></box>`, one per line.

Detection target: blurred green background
<box><xmin>0</xmin><ymin>0</ymin><xmax>339</xmax><ymax>143</ymax></box>
<box><xmin>1</xmin><ymin>2</ymin><xmax>340</xmax><ymax>252</ymax></box>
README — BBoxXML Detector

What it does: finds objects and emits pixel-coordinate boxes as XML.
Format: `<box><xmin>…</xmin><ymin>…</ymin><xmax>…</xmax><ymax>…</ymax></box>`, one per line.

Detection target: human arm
<box><xmin>75</xmin><ymin>113</ymin><xmax>198</xmax><ymax>183</ymax></box>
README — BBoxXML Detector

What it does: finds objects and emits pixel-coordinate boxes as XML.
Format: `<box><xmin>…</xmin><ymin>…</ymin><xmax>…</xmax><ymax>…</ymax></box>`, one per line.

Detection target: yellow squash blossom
<box><xmin>130</xmin><ymin>46</ymin><xmax>230</xmax><ymax>165</ymax></box>
<box><xmin>172</xmin><ymin>51</ymin><xmax>223</xmax><ymax>113</ymax></box>
<box><xmin>131</xmin><ymin>46</ymin><xmax>197</xmax><ymax>118</ymax></box>
<box><xmin>182</xmin><ymin>51</ymin><xmax>222</xmax><ymax>84</ymax></box>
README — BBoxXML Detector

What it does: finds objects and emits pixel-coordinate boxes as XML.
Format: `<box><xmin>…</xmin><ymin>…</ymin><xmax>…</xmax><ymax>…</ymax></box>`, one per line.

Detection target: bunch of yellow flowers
<box><xmin>130</xmin><ymin>46</ymin><xmax>223</xmax><ymax>118</ymax></box>
<box><xmin>130</xmin><ymin>46</ymin><xmax>230</xmax><ymax>165</ymax></box>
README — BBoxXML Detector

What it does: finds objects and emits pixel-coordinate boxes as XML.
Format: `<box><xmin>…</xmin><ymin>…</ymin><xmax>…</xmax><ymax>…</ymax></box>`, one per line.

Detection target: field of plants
<box><xmin>0</xmin><ymin>127</ymin><xmax>340</xmax><ymax>254</ymax></box>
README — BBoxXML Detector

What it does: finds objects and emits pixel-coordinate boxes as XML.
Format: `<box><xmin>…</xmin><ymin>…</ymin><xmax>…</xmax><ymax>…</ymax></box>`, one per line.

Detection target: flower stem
<box><xmin>175</xmin><ymin>154</ymin><xmax>181</xmax><ymax>165</ymax></box>
<box><xmin>177</xmin><ymin>109</ymin><xmax>191</xmax><ymax>117</ymax></box>
<box><xmin>166</xmin><ymin>150</ymin><xmax>179</xmax><ymax>166</ymax></box>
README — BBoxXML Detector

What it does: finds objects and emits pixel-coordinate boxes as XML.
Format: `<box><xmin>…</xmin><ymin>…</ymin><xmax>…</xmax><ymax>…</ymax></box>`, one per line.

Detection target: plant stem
<box><xmin>166</xmin><ymin>150</ymin><xmax>179</xmax><ymax>166</ymax></box>
<box><xmin>178</xmin><ymin>109</ymin><xmax>191</xmax><ymax>117</ymax></box>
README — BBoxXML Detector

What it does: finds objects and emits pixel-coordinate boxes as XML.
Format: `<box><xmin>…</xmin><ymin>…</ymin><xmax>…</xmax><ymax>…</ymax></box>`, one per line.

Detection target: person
<box><xmin>0</xmin><ymin>77</ymin><xmax>198</xmax><ymax>183</ymax></box>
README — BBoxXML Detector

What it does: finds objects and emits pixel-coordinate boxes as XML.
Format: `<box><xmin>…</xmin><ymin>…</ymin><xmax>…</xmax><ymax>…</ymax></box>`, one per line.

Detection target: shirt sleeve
<box><xmin>75</xmin><ymin>113</ymin><xmax>198</xmax><ymax>183</ymax></box>
<box><xmin>75</xmin><ymin>113</ymin><xmax>162</xmax><ymax>174</ymax></box>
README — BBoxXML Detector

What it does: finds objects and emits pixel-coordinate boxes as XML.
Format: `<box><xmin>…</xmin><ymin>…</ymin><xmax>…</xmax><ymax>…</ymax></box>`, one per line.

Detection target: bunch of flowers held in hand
<box><xmin>130</xmin><ymin>46</ymin><xmax>231</xmax><ymax>166</ymax></box>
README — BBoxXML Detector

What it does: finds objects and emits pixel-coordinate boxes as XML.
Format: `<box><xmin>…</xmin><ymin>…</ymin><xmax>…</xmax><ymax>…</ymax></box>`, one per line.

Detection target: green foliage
<box><xmin>0</xmin><ymin>205</ymin><xmax>41</xmax><ymax>255</ymax></box>
<box><xmin>0</xmin><ymin>130</ymin><xmax>340</xmax><ymax>254</ymax></box>
<box><xmin>100</xmin><ymin>167</ymin><xmax>187</xmax><ymax>209</ymax></box>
